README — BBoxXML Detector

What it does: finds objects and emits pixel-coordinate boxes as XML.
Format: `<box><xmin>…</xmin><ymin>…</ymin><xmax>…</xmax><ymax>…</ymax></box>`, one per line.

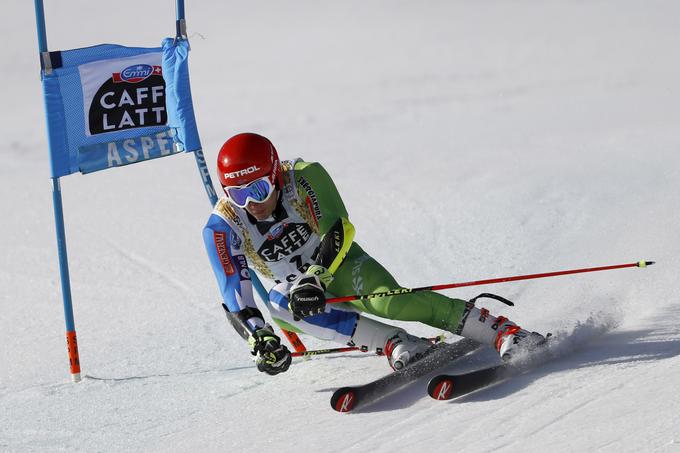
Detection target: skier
<box><xmin>203</xmin><ymin>133</ymin><xmax>545</xmax><ymax>375</ymax></box>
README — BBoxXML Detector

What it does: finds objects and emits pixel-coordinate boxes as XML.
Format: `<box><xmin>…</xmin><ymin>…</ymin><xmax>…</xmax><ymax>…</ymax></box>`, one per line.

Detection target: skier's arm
<box><xmin>288</xmin><ymin>162</ymin><xmax>354</xmax><ymax>319</ymax></box>
<box><xmin>294</xmin><ymin>161</ymin><xmax>355</xmax><ymax>276</ymax></box>
<box><xmin>203</xmin><ymin>214</ymin><xmax>265</xmax><ymax>338</ymax></box>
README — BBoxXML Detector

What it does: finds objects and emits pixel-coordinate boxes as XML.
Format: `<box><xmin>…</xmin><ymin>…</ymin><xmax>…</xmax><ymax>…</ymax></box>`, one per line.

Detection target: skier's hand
<box><xmin>306</xmin><ymin>264</ymin><xmax>334</xmax><ymax>288</ymax></box>
<box><xmin>289</xmin><ymin>274</ymin><xmax>326</xmax><ymax>320</ymax></box>
<box><xmin>249</xmin><ymin>325</ymin><xmax>292</xmax><ymax>375</ymax></box>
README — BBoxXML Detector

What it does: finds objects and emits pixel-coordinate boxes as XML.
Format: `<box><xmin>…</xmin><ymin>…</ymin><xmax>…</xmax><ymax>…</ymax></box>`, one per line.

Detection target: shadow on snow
<box><xmin>352</xmin><ymin>324</ymin><xmax>680</xmax><ymax>413</ymax></box>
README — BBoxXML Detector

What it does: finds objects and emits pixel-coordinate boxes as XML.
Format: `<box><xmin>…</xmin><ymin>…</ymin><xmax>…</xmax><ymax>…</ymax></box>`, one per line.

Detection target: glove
<box><xmin>248</xmin><ymin>325</ymin><xmax>292</xmax><ymax>375</ymax></box>
<box><xmin>289</xmin><ymin>273</ymin><xmax>326</xmax><ymax>320</ymax></box>
<box><xmin>306</xmin><ymin>264</ymin><xmax>334</xmax><ymax>288</ymax></box>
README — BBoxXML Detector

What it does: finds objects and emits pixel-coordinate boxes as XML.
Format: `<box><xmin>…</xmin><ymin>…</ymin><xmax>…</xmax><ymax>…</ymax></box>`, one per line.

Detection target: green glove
<box><xmin>306</xmin><ymin>264</ymin><xmax>334</xmax><ymax>288</ymax></box>
<box><xmin>248</xmin><ymin>325</ymin><xmax>292</xmax><ymax>375</ymax></box>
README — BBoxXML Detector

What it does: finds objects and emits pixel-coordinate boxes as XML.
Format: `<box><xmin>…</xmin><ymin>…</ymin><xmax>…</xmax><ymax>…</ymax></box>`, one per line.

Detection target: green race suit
<box><xmin>203</xmin><ymin>159</ymin><xmax>467</xmax><ymax>343</ymax></box>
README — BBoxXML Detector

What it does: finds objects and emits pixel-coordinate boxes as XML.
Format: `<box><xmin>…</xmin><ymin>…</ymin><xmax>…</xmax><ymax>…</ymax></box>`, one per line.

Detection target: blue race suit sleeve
<box><xmin>203</xmin><ymin>213</ymin><xmax>264</xmax><ymax>334</ymax></box>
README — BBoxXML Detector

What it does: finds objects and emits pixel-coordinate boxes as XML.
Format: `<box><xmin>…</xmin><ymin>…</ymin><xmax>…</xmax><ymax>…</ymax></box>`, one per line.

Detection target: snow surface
<box><xmin>2</xmin><ymin>1</ymin><xmax>679</xmax><ymax>452</ymax></box>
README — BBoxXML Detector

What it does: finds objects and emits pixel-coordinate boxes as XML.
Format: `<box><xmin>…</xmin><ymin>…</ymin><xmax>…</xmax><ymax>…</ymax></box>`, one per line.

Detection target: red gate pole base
<box><xmin>281</xmin><ymin>329</ymin><xmax>307</xmax><ymax>353</ymax></box>
<box><xmin>66</xmin><ymin>330</ymin><xmax>81</xmax><ymax>382</ymax></box>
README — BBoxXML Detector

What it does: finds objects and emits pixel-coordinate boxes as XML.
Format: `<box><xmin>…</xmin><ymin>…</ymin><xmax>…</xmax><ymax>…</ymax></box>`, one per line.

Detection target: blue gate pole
<box><xmin>192</xmin><ymin>148</ymin><xmax>278</xmax><ymax>332</ymax></box>
<box><xmin>34</xmin><ymin>0</ymin><xmax>82</xmax><ymax>382</ymax></box>
<box><xmin>175</xmin><ymin>0</ymin><xmax>269</xmax><ymax>301</ymax></box>
<box><xmin>192</xmin><ymin>148</ymin><xmax>274</xmax><ymax>309</ymax></box>
<box><xmin>194</xmin><ymin>150</ymin><xmax>306</xmax><ymax>352</ymax></box>
<box><xmin>192</xmin><ymin>141</ymin><xmax>306</xmax><ymax>349</ymax></box>
<box><xmin>177</xmin><ymin>0</ymin><xmax>305</xmax><ymax>352</ymax></box>
<box><xmin>175</xmin><ymin>0</ymin><xmax>187</xmax><ymax>40</ymax></box>
<box><xmin>193</xmin><ymin>149</ymin><xmax>218</xmax><ymax>206</ymax></box>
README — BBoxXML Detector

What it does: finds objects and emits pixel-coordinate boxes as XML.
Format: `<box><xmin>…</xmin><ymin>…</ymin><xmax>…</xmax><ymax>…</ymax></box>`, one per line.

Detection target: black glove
<box><xmin>249</xmin><ymin>325</ymin><xmax>292</xmax><ymax>375</ymax></box>
<box><xmin>289</xmin><ymin>274</ymin><xmax>326</xmax><ymax>320</ymax></box>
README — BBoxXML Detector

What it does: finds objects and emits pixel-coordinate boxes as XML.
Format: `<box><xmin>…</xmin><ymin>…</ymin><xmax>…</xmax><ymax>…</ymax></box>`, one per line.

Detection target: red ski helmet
<box><xmin>217</xmin><ymin>133</ymin><xmax>282</xmax><ymax>189</ymax></box>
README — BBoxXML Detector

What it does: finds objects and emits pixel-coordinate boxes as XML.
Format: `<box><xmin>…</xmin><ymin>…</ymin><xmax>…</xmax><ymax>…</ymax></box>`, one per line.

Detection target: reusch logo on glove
<box><xmin>294</xmin><ymin>296</ymin><xmax>319</xmax><ymax>302</ymax></box>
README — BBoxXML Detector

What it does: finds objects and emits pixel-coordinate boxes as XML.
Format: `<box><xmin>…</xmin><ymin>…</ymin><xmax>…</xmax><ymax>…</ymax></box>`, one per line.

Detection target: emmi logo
<box><xmin>113</xmin><ymin>64</ymin><xmax>160</xmax><ymax>83</ymax></box>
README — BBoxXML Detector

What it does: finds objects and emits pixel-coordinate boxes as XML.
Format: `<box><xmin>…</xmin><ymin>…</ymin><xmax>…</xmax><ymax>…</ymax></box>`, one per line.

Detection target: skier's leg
<box><xmin>266</xmin><ymin>281</ymin><xmax>432</xmax><ymax>369</ymax></box>
<box><xmin>328</xmin><ymin>243</ymin><xmax>468</xmax><ymax>332</ymax></box>
<box><xmin>266</xmin><ymin>281</ymin><xmax>358</xmax><ymax>343</ymax></box>
<box><xmin>456</xmin><ymin>303</ymin><xmax>546</xmax><ymax>360</ymax></box>
<box><xmin>329</xmin><ymin>244</ymin><xmax>544</xmax><ymax>360</ymax></box>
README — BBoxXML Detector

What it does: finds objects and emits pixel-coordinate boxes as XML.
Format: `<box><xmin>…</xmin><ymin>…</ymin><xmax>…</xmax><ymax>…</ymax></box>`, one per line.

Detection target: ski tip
<box><xmin>638</xmin><ymin>260</ymin><xmax>655</xmax><ymax>268</ymax></box>
<box><xmin>428</xmin><ymin>376</ymin><xmax>455</xmax><ymax>401</ymax></box>
<box><xmin>331</xmin><ymin>388</ymin><xmax>357</xmax><ymax>413</ymax></box>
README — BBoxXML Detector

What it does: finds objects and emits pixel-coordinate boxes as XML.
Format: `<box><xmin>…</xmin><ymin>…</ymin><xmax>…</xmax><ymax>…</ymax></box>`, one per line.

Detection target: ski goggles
<box><xmin>223</xmin><ymin>176</ymin><xmax>275</xmax><ymax>208</ymax></box>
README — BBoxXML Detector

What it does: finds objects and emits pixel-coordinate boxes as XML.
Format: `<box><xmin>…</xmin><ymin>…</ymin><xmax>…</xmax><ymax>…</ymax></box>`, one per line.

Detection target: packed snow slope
<box><xmin>2</xmin><ymin>1</ymin><xmax>679</xmax><ymax>452</ymax></box>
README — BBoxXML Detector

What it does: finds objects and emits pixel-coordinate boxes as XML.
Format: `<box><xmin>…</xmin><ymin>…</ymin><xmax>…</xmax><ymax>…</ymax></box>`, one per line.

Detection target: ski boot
<box><xmin>458</xmin><ymin>306</ymin><xmax>546</xmax><ymax>361</ymax></box>
<box><xmin>384</xmin><ymin>331</ymin><xmax>434</xmax><ymax>371</ymax></box>
<box><xmin>349</xmin><ymin>315</ymin><xmax>434</xmax><ymax>371</ymax></box>
<box><xmin>496</xmin><ymin>325</ymin><xmax>547</xmax><ymax>361</ymax></box>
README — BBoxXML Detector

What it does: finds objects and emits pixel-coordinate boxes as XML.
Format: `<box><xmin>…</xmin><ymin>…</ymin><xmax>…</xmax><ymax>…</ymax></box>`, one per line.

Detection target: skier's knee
<box><xmin>268</xmin><ymin>282</ymin><xmax>292</xmax><ymax>313</ymax></box>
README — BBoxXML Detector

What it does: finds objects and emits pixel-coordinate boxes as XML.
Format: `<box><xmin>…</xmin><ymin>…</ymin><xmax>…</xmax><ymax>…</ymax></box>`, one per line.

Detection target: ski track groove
<box><xmin>343</xmin><ymin>409</ymin><xmax>423</xmax><ymax>453</ymax></box>
<box><xmin>82</xmin><ymin>363</ymin><xmax>257</xmax><ymax>383</ymax></box>
<box><xmin>5</xmin><ymin>380</ymin><xmax>73</xmax><ymax>397</ymax></box>
<box><xmin>526</xmin><ymin>386</ymin><xmax>612</xmax><ymax>437</ymax></box>
<box><xmin>480</xmin><ymin>381</ymin><xmax>623</xmax><ymax>453</ymax></box>
<box><xmin>79</xmin><ymin>225</ymin><xmax>194</xmax><ymax>297</ymax></box>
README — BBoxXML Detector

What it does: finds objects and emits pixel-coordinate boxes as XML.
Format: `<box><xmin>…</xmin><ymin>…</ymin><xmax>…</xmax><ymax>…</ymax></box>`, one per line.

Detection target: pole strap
<box><xmin>468</xmin><ymin>292</ymin><xmax>515</xmax><ymax>307</ymax></box>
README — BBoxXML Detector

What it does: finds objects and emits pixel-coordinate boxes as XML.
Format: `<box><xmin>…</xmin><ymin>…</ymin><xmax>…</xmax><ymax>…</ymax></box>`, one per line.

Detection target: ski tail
<box><xmin>427</xmin><ymin>364</ymin><xmax>507</xmax><ymax>400</ymax></box>
<box><xmin>330</xmin><ymin>338</ymin><xmax>480</xmax><ymax>413</ymax></box>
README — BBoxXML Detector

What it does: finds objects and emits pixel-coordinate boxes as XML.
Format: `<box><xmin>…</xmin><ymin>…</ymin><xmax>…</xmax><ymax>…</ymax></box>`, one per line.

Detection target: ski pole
<box><xmin>291</xmin><ymin>335</ymin><xmax>446</xmax><ymax>358</ymax></box>
<box><xmin>327</xmin><ymin>260</ymin><xmax>655</xmax><ymax>304</ymax></box>
<box><xmin>292</xmin><ymin>346</ymin><xmax>364</xmax><ymax>358</ymax></box>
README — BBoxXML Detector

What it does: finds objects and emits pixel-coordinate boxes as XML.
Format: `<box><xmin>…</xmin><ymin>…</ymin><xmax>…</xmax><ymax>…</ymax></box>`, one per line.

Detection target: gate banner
<box><xmin>41</xmin><ymin>38</ymin><xmax>201</xmax><ymax>177</ymax></box>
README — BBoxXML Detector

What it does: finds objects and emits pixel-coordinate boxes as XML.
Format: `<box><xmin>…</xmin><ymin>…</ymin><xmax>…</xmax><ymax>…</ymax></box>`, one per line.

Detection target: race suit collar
<box><xmin>245</xmin><ymin>191</ymin><xmax>289</xmax><ymax>234</ymax></box>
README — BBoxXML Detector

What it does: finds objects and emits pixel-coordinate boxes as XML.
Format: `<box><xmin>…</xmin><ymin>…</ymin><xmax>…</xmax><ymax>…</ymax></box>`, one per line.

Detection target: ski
<box><xmin>428</xmin><ymin>363</ymin><xmax>512</xmax><ymax>400</ymax></box>
<box><xmin>427</xmin><ymin>339</ymin><xmax>554</xmax><ymax>401</ymax></box>
<box><xmin>330</xmin><ymin>338</ymin><xmax>480</xmax><ymax>413</ymax></box>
